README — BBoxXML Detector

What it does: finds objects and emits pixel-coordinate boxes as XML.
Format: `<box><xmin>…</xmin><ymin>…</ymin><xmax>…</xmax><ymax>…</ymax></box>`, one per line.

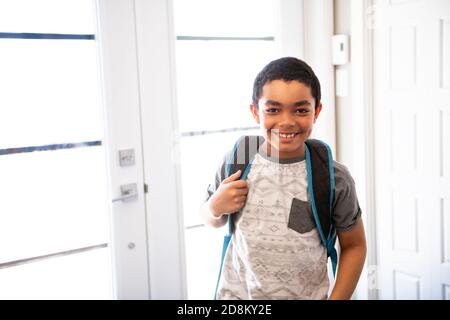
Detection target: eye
<box><xmin>295</xmin><ymin>108</ymin><xmax>309</xmax><ymax>114</ymax></box>
<box><xmin>265</xmin><ymin>108</ymin><xmax>279</xmax><ymax>113</ymax></box>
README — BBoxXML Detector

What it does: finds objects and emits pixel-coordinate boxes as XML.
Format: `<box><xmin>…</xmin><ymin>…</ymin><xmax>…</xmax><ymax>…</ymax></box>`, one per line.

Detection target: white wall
<box><xmin>304</xmin><ymin>0</ymin><xmax>336</xmax><ymax>154</ymax></box>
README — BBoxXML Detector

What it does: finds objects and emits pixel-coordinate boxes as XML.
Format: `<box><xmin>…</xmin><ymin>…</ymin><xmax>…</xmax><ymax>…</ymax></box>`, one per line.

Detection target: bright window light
<box><xmin>0</xmin><ymin>0</ymin><xmax>112</xmax><ymax>299</ymax></box>
<box><xmin>173</xmin><ymin>0</ymin><xmax>278</xmax><ymax>299</ymax></box>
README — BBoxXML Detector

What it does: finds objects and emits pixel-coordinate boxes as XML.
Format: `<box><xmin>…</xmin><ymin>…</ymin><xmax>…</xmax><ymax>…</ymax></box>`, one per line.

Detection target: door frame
<box><xmin>348</xmin><ymin>0</ymin><xmax>378</xmax><ymax>300</ymax></box>
<box><xmin>134</xmin><ymin>0</ymin><xmax>187</xmax><ymax>299</ymax></box>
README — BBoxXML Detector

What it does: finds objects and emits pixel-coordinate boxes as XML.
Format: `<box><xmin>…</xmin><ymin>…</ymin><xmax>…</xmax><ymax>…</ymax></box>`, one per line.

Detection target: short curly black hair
<box><xmin>252</xmin><ymin>57</ymin><xmax>321</xmax><ymax>109</ymax></box>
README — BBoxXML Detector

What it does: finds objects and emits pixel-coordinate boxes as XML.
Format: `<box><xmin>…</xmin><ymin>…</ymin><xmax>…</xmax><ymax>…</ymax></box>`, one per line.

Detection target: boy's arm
<box><xmin>200</xmin><ymin>200</ymin><xmax>228</xmax><ymax>228</ymax></box>
<box><xmin>200</xmin><ymin>170</ymin><xmax>248</xmax><ymax>228</ymax></box>
<box><xmin>328</xmin><ymin>218</ymin><xmax>367</xmax><ymax>300</ymax></box>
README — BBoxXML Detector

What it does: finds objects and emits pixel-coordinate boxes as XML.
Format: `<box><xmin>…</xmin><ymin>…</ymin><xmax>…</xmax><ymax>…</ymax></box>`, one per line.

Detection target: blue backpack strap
<box><xmin>214</xmin><ymin>135</ymin><xmax>263</xmax><ymax>298</ymax></box>
<box><xmin>304</xmin><ymin>139</ymin><xmax>338</xmax><ymax>276</ymax></box>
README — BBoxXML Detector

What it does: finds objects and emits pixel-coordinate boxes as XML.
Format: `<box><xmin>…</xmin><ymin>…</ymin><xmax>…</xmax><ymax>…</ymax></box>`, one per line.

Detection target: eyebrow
<box><xmin>264</xmin><ymin>100</ymin><xmax>311</xmax><ymax>107</ymax></box>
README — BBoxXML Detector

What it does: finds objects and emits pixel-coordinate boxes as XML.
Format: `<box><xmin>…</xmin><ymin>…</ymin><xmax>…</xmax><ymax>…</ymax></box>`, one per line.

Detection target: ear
<box><xmin>313</xmin><ymin>103</ymin><xmax>322</xmax><ymax>123</ymax></box>
<box><xmin>250</xmin><ymin>104</ymin><xmax>260</xmax><ymax>124</ymax></box>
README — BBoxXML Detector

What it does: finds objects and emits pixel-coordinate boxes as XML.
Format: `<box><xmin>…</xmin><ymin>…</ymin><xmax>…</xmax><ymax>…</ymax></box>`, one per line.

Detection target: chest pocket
<box><xmin>288</xmin><ymin>198</ymin><xmax>316</xmax><ymax>234</ymax></box>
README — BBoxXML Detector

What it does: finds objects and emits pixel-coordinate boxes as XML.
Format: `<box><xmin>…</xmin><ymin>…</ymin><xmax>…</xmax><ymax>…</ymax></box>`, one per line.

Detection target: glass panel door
<box><xmin>0</xmin><ymin>0</ymin><xmax>113</xmax><ymax>299</ymax></box>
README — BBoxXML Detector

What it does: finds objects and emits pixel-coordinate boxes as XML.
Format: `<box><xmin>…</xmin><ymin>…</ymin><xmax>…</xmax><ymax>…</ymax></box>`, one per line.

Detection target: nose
<box><xmin>279</xmin><ymin>111</ymin><xmax>296</xmax><ymax>127</ymax></box>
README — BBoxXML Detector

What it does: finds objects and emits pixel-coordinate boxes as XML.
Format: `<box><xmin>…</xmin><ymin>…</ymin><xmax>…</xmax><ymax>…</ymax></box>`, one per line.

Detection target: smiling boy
<box><xmin>202</xmin><ymin>57</ymin><xmax>366</xmax><ymax>300</ymax></box>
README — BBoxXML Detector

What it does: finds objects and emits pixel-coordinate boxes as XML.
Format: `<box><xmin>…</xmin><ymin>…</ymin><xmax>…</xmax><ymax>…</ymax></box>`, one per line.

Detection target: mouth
<box><xmin>272</xmin><ymin>131</ymin><xmax>300</xmax><ymax>143</ymax></box>
<box><xmin>278</xmin><ymin>132</ymin><xmax>297</xmax><ymax>138</ymax></box>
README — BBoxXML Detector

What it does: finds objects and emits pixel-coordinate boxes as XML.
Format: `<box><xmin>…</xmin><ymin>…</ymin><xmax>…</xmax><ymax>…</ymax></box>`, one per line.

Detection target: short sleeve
<box><xmin>204</xmin><ymin>151</ymin><xmax>229</xmax><ymax>202</ymax></box>
<box><xmin>332</xmin><ymin>161</ymin><xmax>362</xmax><ymax>231</ymax></box>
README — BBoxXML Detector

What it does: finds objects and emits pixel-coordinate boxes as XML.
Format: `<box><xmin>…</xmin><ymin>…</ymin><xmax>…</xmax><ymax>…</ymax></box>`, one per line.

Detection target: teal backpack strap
<box><xmin>304</xmin><ymin>139</ymin><xmax>338</xmax><ymax>276</ymax></box>
<box><xmin>214</xmin><ymin>135</ymin><xmax>263</xmax><ymax>298</ymax></box>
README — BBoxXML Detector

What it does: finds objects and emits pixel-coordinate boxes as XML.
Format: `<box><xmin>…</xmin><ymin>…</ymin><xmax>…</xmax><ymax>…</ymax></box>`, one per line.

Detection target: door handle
<box><xmin>112</xmin><ymin>183</ymin><xmax>138</xmax><ymax>202</ymax></box>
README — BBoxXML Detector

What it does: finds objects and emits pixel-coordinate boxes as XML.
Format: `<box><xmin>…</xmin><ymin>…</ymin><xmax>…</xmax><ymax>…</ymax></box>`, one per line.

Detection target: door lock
<box><xmin>112</xmin><ymin>183</ymin><xmax>138</xmax><ymax>202</ymax></box>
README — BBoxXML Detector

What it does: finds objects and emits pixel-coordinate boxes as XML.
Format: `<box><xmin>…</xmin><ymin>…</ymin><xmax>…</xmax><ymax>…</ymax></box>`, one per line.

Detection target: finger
<box><xmin>231</xmin><ymin>203</ymin><xmax>244</xmax><ymax>212</ymax></box>
<box><xmin>229</xmin><ymin>179</ymin><xmax>247</xmax><ymax>189</ymax></box>
<box><xmin>222</xmin><ymin>170</ymin><xmax>242</xmax><ymax>183</ymax></box>
<box><xmin>238</xmin><ymin>195</ymin><xmax>247</xmax><ymax>202</ymax></box>
<box><xmin>234</xmin><ymin>188</ymin><xmax>248</xmax><ymax>196</ymax></box>
<box><xmin>234</xmin><ymin>194</ymin><xmax>246</xmax><ymax>203</ymax></box>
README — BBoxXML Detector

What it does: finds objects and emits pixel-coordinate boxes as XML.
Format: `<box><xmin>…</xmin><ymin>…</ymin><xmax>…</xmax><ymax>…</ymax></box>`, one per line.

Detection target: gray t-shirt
<box><xmin>206</xmin><ymin>147</ymin><xmax>361</xmax><ymax>300</ymax></box>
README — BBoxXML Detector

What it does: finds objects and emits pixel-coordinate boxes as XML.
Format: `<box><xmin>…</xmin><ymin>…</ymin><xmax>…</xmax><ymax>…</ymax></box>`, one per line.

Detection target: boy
<box><xmin>201</xmin><ymin>57</ymin><xmax>366</xmax><ymax>300</ymax></box>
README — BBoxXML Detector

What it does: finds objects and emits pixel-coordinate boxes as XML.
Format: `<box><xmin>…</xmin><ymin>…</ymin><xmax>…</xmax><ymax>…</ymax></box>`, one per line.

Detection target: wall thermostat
<box><xmin>332</xmin><ymin>34</ymin><xmax>349</xmax><ymax>65</ymax></box>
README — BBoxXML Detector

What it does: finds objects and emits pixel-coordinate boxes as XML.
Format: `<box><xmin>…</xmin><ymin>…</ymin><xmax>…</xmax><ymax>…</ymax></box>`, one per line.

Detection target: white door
<box><xmin>373</xmin><ymin>0</ymin><xmax>450</xmax><ymax>299</ymax></box>
<box><xmin>96</xmin><ymin>0</ymin><xmax>151</xmax><ymax>299</ymax></box>
<box><xmin>96</xmin><ymin>0</ymin><xmax>186</xmax><ymax>299</ymax></box>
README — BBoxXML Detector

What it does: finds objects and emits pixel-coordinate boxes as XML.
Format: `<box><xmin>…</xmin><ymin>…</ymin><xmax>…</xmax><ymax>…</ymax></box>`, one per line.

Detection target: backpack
<box><xmin>215</xmin><ymin>135</ymin><xmax>338</xmax><ymax>297</ymax></box>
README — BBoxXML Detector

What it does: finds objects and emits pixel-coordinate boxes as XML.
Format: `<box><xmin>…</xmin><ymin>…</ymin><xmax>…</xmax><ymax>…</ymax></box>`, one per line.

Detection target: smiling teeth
<box><xmin>279</xmin><ymin>133</ymin><xmax>296</xmax><ymax>138</ymax></box>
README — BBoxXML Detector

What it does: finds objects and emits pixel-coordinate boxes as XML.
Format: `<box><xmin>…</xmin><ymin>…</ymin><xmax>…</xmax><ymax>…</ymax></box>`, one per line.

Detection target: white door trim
<box><xmin>134</xmin><ymin>0</ymin><xmax>187</xmax><ymax>299</ymax></box>
<box><xmin>349</xmin><ymin>0</ymin><xmax>378</xmax><ymax>300</ymax></box>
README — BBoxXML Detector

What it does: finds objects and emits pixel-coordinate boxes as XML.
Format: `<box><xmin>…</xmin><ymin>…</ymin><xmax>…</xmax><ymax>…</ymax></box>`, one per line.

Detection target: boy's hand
<box><xmin>208</xmin><ymin>170</ymin><xmax>249</xmax><ymax>218</ymax></box>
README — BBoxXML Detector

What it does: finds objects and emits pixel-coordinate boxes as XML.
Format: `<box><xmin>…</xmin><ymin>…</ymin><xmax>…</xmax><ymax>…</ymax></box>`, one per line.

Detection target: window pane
<box><xmin>0</xmin><ymin>146</ymin><xmax>109</xmax><ymax>263</ymax></box>
<box><xmin>0</xmin><ymin>248</ymin><xmax>112</xmax><ymax>299</ymax></box>
<box><xmin>0</xmin><ymin>0</ymin><xmax>95</xmax><ymax>34</ymax></box>
<box><xmin>180</xmin><ymin>130</ymin><xmax>259</xmax><ymax>227</ymax></box>
<box><xmin>173</xmin><ymin>0</ymin><xmax>274</xmax><ymax>37</ymax></box>
<box><xmin>175</xmin><ymin>40</ymin><xmax>277</xmax><ymax>133</ymax></box>
<box><xmin>0</xmin><ymin>39</ymin><xmax>103</xmax><ymax>148</ymax></box>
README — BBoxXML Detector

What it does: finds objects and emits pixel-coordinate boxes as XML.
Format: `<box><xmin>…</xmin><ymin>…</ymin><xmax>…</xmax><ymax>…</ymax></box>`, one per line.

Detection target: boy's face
<box><xmin>250</xmin><ymin>79</ymin><xmax>322</xmax><ymax>159</ymax></box>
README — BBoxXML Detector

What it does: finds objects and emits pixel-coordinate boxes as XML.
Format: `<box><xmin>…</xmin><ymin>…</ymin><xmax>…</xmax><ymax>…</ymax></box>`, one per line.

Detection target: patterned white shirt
<box><xmin>206</xmin><ymin>148</ymin><xmax>361</xmax><ymax>300</ymax></box>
